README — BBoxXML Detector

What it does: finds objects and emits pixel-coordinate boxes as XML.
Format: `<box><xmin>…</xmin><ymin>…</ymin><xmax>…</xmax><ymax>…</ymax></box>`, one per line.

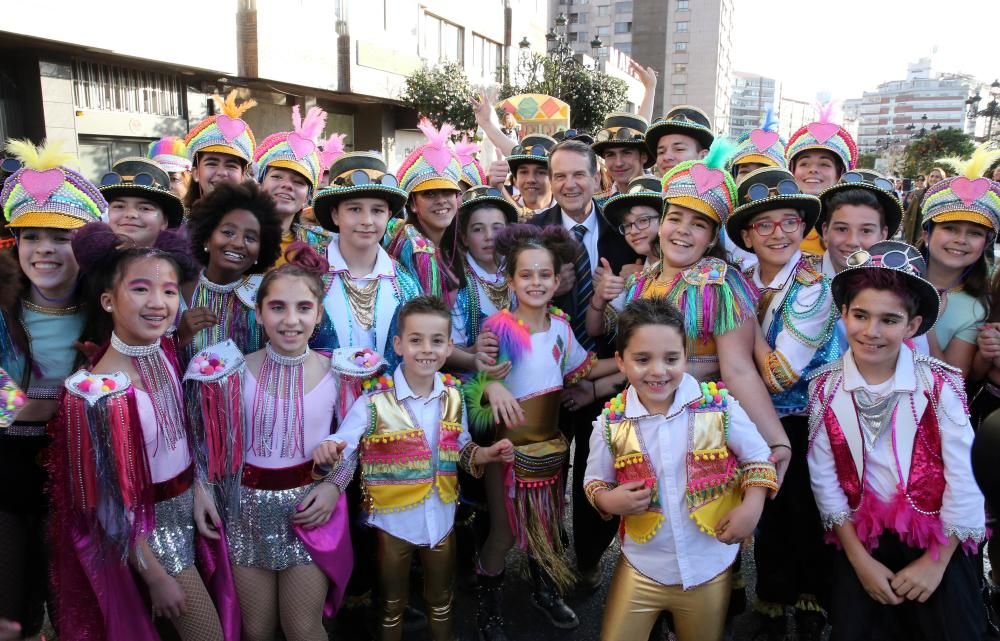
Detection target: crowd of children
<box><xmin>0</xmin><ymin>88</ymin><xmax>998</xmax><ymax>641</ymax></box>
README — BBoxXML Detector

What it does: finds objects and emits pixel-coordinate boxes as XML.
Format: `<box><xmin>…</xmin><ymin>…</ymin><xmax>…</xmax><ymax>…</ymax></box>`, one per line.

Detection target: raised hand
<box><xmin>594</xmin><ymin>257</ymin><xmax>626</xmax><ymax>303</ymax></box>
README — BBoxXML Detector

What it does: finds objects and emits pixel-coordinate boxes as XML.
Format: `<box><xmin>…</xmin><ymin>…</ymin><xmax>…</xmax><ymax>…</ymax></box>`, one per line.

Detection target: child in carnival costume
<box><xmin>254</xmin><ymin>105</ymin><xmax>346</xmax><ymax>267</ymax></box>
<box><xmin>808</xmin><ymin>241</ymin><xmax>987</xmax><ymax>641</ymax></box>
<box><xmin>386</xmin><ymin>119</ymin><xmax>466</xmax><ymax>304</ymax></box>
<box><xmin>726</xmin><ymin>166</ymin><xmax>843</xmax><ymax>641</ymax></box>
<box><xmin>183</xmin><ymin>90</ymin><xmax>258</xmax><ymax>210</ymax></box>
<box><xmin>455</xmin><ymin>134</ymin><xmax>488</xmax><ymax>192</ymax></box>
<box><xmin>147</xmin><ymin>136</ymin><xmax>193</xmax><ymax>202</ymax></box>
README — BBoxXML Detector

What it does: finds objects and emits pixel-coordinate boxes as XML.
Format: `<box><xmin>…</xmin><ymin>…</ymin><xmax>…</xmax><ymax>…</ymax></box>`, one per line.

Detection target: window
<box><xmin>614</xmin><ymin>22</ymin><xmax>631</xmax><ymax>33</ymax></box>
<box><xmin>673</xmin><ymin>84</ymin><xmax>686</xmax><ymax>95</ymax></box>
<box><xmin>571</xmin><ymin>11</ymin><xmax>588</xmax><ymax>24</ymax></box>
<box><xmin>596</xmin><ymin>25</ymin><xmax>610</xmax><ymax>35</ymax></box>
<box><xmin>677</xmin><ymin>0</ymin><xmax>688</xmax><ymax>8</ymax></box>
<box><xmin>617</xmin><ymin>42</ymin><xmax>631</xmax><ymax>54</ymax></box>
<box><xmin>674</xmin><ymin>63</ymin><xmax>687</xmax><ymax>73</ymax></box>
<box><xmin>420</xmin><ymin>12</ymin><xmax>464</xmax><ymax>64</ymax></box>
<box><xmin>676</xmin><ymin>21</ymin><xmax>688</xmax><ymax>32</ymax></box>
<box><xmin>73</xmin><ymin>59</ymin><xmax>183</xmax><ymax>116</ymax></box>
<box><xmin>675</xmin><ymin>41</ymin><xmax>688</xmax><ymax>51</ymax></box>
<box><xmin>615</xmin><ymin>1</ymin><xmax>632</xmax><ymax>10</ymax></box>
<box><xmin>597</xmin><ymin>5</ymin><xmax>610</xmax><ymax>16</ymax></box>
<box><xmin>568</xmin><ymin>31</ymin><xmax>581</xmax><ymax>42</ymax></box>
<box><xmin>471</xmin><ymin>34</ymin><xmax>502</xmax><ymax>82</ymax></box>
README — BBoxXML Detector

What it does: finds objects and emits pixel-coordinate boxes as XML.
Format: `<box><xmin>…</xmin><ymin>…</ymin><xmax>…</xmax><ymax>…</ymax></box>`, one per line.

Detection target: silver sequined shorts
<box><xmin>227</xmin><ymin>483</ymin><xmax>316</xmax><ymax>571</ymax></box>
<box><xmin>147</xmin><ymin>488</ymin><xmax>196</xmax><ymax>576</ymax></box>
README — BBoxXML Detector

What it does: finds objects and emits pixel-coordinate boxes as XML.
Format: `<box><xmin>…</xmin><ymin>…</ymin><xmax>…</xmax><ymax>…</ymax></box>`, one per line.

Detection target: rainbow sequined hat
<box><xmin>592</xmin><ymin>112</ymin><xmax>653</xmax><ymax>167</ymax></box>
<box><xmin>2</xmin><ymin>139</ymin><xmax>106</xmax><ymax>230</ymax></box>
<box><xmin>727</xmin><ymin>109</ymin><xmax>787</xmax><ymax>177</ymax></box>
<box><xmin>254</xmin><ymin>105</ymin><xmax>345</xmax><ymax>194</ymax></box>
<box><xmin>727</xmin><ymin>166</ymin><xmax>822</xmax><ymax>252</ymax></box>
<box><xmin>831</xmin><ymin>240</ymin><xmax>939</xmax><ymax>336</ymax></box>
<box><xmin>147</xmin><ymin>136</ymin><xmax>191</xmax><ymax>173</ymax></box>
<box><xmin>99</xmin><ymin>157</ymin><xmax>184</xmax><ymax>228</ymax></box>
<box><xmin>921</xmin><ymin>145</ymin><xmax>1000</xmax><ymax>234</ymax></box>
<box><xmin>603</xmin><ymin>176</ymin><xmax>664</xmax><ymax>229</ymax></box>
<box><xmin>818</xmin><ymin>170</ymin><xmax>903</xmax><ymax>238</ymax></box>
<box><xmin>660</xmin><ymin>138</ymin><xmax>738</xmax><ymax>231</ymax></box>
<box><xmin>645</xmin><ymin>106</ymin><xmax>715</xmax><ymax>157</ymax></box>
<box><xmin>184</xmin><ymin>89</ymin><xmax>257</xmax><ymax>165</ymax></box>
<box><xmin>786</xmin><ymin>102</ymin><xmax>858</xmax><ymax>173</ymax></box>
<box><xmin>455</xmin><ymin>135</ymin><xmax>487</xmax><ymax>188</ymax></box>
<box><xmin>396</xmin><ymin>118</ymin><xmax>463</xmax><ymax>194</ymax></box>
<box><xmin>313</xmin><ymin>152</ymin><xmax>408</xmax><ymax>231</ymax></box>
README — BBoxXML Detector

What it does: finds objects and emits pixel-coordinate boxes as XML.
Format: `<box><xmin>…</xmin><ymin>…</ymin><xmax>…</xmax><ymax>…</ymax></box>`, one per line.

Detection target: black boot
<box><xmin>476</xmin><ymin>572</ymin><xmax>510</xmax><ymax>641</ymax></box>
<box><xmin>794</xmin><ymin>609</ymin><xmax>826</xmax><ymax>641</ymax></box>
<box><xmin>528</xmin><ymin>559</ymin><xmax>579</xmax><ymax>629</ymax></box>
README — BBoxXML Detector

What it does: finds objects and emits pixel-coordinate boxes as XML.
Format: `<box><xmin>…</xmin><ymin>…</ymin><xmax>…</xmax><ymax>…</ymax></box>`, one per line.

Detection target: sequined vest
<box><xmin>360</xmin><ymin>382</ymin><xmax>464</xmax><ymax>513</ymax></box>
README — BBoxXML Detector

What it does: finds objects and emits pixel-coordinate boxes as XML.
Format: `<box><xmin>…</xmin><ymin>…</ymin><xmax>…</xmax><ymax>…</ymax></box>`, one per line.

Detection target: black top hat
<box><xmin>553</xmin><ymin>128</ymin><xmax>595</xmax><ymax>145</ymax></box>
<box><xmin>602</xmin><ymin>176</ymin><xmax>664</xmax><ymax>229</ymax></box>
<box><xmin>99</xmin><ymin>157</ymin><xmax>184</xmax><ymax>228</ymax></box>
<box><xmin>458</xmin><ymin>186</ymin><xmax>519</xmax><ymax>227</ymax></box>
<box><xmin>831</xmin><ymin>240</ymin><xmax>940</xmax><ymax>336</ymax></box>
<box><xmin>726</xmin><ymin>167</ymin><xmax>822</xmax><ymax>252</ymax></box>
<box><xmin>645</xmin><ymin>106</ymin><xmax>715</xmax><ymax>158</ymax></box>
<box><xmin>312</xmin><ymin>152</ymin><xmax>407</xmax><ymax>232</ymax></box>
<box><xmin>818</xmin><ymin>170</ymin><xmax>903</xmax><ymax>238</ymax></box>
<box><xmin>592</xmin><ymin>113</ymin><xmax>653</xmax><ymax>167</ymax></box>
<box><xmin>507</xmin><ymin>134</ymin><xmax>557</xmax><ymax>176</ymax></box>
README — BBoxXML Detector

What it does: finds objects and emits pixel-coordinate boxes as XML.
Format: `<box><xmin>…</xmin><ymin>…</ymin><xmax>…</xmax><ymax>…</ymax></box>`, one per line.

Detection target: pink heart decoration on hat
<box><xmin>423</xmin><ymin>146</ymin><xmax>454</xmax><ymax>175</ymax></box>
<box><xmin>950</xmin><ymin>177</ymin><xmax>990</xmax><ymax>206</ymax></box>
<box><xmin>286</xmin><ymin>132</ymin><xmax>316</xmax><ymax>159</ymax></box>
<box><xmin>750</xmin><ymin>129</ymin><xmax>779</xmax><ymax>151</ymax></box>
<box><xmin>20</xmin><ymin>169</ymin><xmax>64</xmax><ymax>204</ymax></box>
<box><xmin>807</xmin><ymin>122</ymin><xmax>840</xmax><ymax>144</ymax></box>
<box><xmin>691</xmin><ymin>163</ymin><xmax>724</xmax><ymax>195</ymax></box>
<box><xmin>215</xmin><ymin>115</ymin><xmax>247</xmax><ymax>143</ymax></box>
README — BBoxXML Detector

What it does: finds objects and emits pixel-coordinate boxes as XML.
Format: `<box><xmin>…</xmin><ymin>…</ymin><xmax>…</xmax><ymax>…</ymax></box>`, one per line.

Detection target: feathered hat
<box><xmin>921</xmin><ymin>145</ymin><xmax>1000</xmax><ymax>234</ymax></box>
<box><xmin>786</xmin><ymin>102</ymin><xmax>858</xmax><ymax>172</ymax></box>
<box><xmin>253</xmin><ymin>105</ymin><xmax>345</xmax><ymax>194</ymax></box>
<box><xmin>727</xmin><ymin>166</ymin><xmax>822</xmax><ymax>252</ymax></box>
<box><xmin>455</xmin><ymin>135</ymin><xmax>487</xmax><ymax>188</ymax></box>
<box><xmin>396</xmin><ymin>118</ymin><xmax>463</xmax><ymax>194</ymax></box>
<box><xmin>727</xmin><ymin>109</ymin><xmax>787</xmax><ymax>177</ymax></box>
<box><xmin>184</xmin><ymin>89</ymin><xmax>258</xmax><ymax>165</ymax></box>
<box><xmin>313</xmin><ymin>152</ymin><xmax>408</xmax><ymax>231</ymax></box>
<box><xmin>1</xmin><ymin>139</ymin><xmax>106</xmax><ymax>230</ymax></box>
<box><xmin>147</xmin><ymin>136</ymin><xmax>191</xmax><ymax>173</ymax></box>
<box><xmin>660</xmin><ymin>138</ymin><xmax>738</xmax><ymax>231</ymax></box>
<box><xmin>99</xmin><ymin>157</ymin><xmax>184</xmax><ymax>228</ymax></box>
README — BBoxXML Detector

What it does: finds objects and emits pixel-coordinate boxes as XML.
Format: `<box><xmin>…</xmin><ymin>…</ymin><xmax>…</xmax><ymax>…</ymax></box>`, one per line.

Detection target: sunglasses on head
<box><xmin>846</xmin><ymin>248</ymin><xmax>921</xmax><ymax>273</ymax></box>
<box><xmin>1</xmin><ymin>158</ymin><xmax>21</xmax><ymax>175</ymax></box>
<box><xmin>596</xmin><ymin>127</ymin><xmax>644</xmax><ymax>143</ymax></box>
<box><xmin>510</xmin><ymin>144</ymin><xmax>548</xmax><ymax>157</ymax></box>
<box><xmin>337</xmin><ymin>170</ymin><xmax>399</xmax><ymax>188</ymax></box>
<box><xmin>462</xmin><ymin>186</ymin><xmax>505</xmax><ymax>203</ymax></box>
<box><xmin>100</xmin><ymin>172</ymin><xmax>158</xmax><ymax>188</ymax></box>
<box><xmin>627</xmin><ymin>183</ymin><xmax>661</xmax><ymax>195</ymax></box>
<box><xmin>745</xmin><ymin>179</ymin><xmax>801</xmax><ymax>202</ymax></box>
<box><xmin>841</xmin><ymin>172</ymin><xmax>895</xmax><ymax>193</ymax></box>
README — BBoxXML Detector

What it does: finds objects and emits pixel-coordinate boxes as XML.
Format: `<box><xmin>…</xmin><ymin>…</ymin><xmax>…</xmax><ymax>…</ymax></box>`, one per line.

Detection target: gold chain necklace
<box><xmin>22</xmin><ymin>299</ymin><xmax>79</xmax><ymax>316</ymax></box>
<box><xmin>341</xmin><ymin>277</ymin><xmax>380</xmax><ymax>331</ymax></box>
<box><xmin>470</xmin><ymin>267</ymin><xmax>510</xmax><ymax>311</ymax></box>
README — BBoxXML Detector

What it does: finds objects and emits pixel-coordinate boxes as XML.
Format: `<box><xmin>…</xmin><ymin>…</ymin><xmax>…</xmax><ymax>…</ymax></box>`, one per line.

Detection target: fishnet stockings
<box><xmin>234</xmin><ymin>565</ymin><xmax>329</xmax><ymax>641</ymax></box>
<box><xmin>169</xmin><ymin>568</ymin><xmax>224</xmax><ymax>641</ymax></box>
<box><xmin>0</xmin><ymin>511</ymin><xmax>46</xmax><ymax>636</ymax></box>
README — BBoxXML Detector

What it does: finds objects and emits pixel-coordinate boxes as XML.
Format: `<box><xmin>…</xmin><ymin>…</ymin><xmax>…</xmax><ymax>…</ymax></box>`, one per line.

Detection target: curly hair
<box><xmin>187</xmin><ymin>181</ymin><xmax>283</xmax><ymax>273</ymax></box>
<box><xmin>494</xmin><ymin>223</ymin><xmax>579</xmax><ymax>280</ymax></box>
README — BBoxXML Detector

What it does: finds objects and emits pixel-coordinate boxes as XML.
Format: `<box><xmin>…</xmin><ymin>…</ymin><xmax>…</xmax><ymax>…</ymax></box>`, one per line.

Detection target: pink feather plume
<box><xmin>295</xmin><ymin>105</ymin><xmax>328</xmax><ymax>142</ymax></box>
<box><xmin>416</xmin><ymin>117</ymin><xmax>455</xmax><ymax>150</ymax></box>
<box><xmin>455</xmin><ymin>135</ymin><xmax>480</xmax><ymax>166</ymax></box>
<box><xmin>816</xmin><ymin>100</ymin><xmax>840</xmax><ymax>125</ymax></box>
<box><xmin>319</xmin><ymin>133</ymin><xmax>346</xmax><ymax>171</ymax></box>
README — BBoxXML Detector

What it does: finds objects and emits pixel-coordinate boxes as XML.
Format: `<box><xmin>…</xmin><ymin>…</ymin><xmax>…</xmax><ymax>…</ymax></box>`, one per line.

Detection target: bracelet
<box><xmin>589</xmin><ymin>300</ymin><xmax>605</xmax><ymax>312</ymax></box>
<box><xmin>768</xmin><ymin>443</ymin><xmax>792</xmax><ymax>452</ymax></box>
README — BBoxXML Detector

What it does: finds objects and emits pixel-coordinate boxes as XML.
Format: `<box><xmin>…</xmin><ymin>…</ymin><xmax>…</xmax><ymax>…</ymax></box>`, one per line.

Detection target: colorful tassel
<box><xmin>482</xmin><ymin>310</ymin><xmax>532</xmax><ymax>366</ymax></box>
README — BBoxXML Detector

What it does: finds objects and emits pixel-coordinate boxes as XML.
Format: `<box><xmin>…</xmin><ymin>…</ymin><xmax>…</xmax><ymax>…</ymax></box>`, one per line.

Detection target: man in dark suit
<box><xmin>528</xmin><ymin>140</ymin><xmax>640</xmax><ymax>619</ymax></box>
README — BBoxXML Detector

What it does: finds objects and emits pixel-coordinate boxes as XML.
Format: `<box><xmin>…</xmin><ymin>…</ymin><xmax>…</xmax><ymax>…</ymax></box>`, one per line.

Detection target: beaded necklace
<box><xmin>250</xmin><ymin>344</ymin><xmax>308</xmax><ymax>459</ymax></box>
<box><xmin>191</xmin><ymin>272</ymin><xmax>259</xmax><ymax>352</ymax></box>
<box><xmin>110</xmin><ymin>332</ymin><xmax>184</xmax><ymax>450</ymax></box>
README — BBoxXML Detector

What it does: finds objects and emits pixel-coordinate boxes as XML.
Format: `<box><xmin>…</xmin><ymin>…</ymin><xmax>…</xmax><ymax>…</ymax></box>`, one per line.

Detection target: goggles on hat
<box><xmin>596</xmin><ymin>127</ymin><xmax>644</xmax><ymax>143</ymax></box>
<box><xmin>846</xmin><ymin>248</ymin><xmax>920</xmax><ymax>273</ymax></box>
<box><xmin>336</xmin><ymin>170</ymin><xmax>399</xmax><ymax>188</ymax></box>
<box><xmin>842</xmin><ymin>172</ymin><xmax>894</xmax><ymax>193</ymax></box>
<box><xmin>560</xmin><ymin>128</ymin><xmax>580</xmax><ymax>138</ymax></box>
<box><xmin>462</xmin><ymin>186</ymin><xmax>505</xmax><ymax>203</ymax></box>
<box><xmin>101</xmin><ymin>172</ymin><xmax>157</xmax><ymax>187</ymax></box>
<box><xmin>510</xmin><ymin>144</ymin><xmax>549</xmax><ymax>157</ymax></box>
<box><xmin>629</xmin><ymin>183</ymin><xmax>660</xmax><ymax>195</ymax></box>
<box><xmin>1</xmin><ymin>158</ymin><xmax>21</xmax><ymax>175</ymax></box>
<box><xmin>745</xmin><ymin>179</ymin><xmax>801</xmax><ymax>202</ymax></box>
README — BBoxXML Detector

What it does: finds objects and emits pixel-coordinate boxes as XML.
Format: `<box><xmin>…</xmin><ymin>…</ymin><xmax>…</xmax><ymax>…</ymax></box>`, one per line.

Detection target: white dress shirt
<box><xmin>585</xmin><ymin>376</ymin><xmax>773</xmax><ymax>589</ymax></box>
<box><xmin>561</xmin><ymin>204</ymin><xmax>599</xmax><ymax>273</ymax></box>
<box><xmin>324</xmin><ymin>236</ymin><xmax>402</xmax><ymax>354</ymax></box>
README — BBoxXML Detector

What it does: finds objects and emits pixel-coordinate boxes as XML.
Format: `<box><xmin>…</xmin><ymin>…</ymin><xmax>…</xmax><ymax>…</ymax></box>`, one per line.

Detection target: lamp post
<box><xmin>966</xmin><ymin>80</ymin><xmax>1000</xmax><ymax>141</ymax></box>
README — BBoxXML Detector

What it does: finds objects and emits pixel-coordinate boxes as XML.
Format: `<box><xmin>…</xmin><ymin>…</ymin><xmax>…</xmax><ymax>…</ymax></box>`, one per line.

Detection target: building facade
<box><xmin>728</xmin><ymin>72</ymin><xmax>780</xmax><ymax>138</ymax></box>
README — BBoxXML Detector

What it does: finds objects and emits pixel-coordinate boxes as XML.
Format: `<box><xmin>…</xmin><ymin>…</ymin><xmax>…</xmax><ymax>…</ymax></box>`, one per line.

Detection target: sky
<box><xmin>730</xmin><ymin>0</ymin><xmax>998</xmax><ymax>102</ymax></box>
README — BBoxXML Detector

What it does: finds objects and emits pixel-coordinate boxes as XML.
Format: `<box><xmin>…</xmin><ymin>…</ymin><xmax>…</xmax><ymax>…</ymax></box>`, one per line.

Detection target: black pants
<box><xmin>754</xmin><ymin>415</ymin><xmax>833</xmax><ymax>609</ymax></box>
<box><xmin>830</xmin><ymin>533</ymin><xmax>986</xmax><ymax>641</ymax></box>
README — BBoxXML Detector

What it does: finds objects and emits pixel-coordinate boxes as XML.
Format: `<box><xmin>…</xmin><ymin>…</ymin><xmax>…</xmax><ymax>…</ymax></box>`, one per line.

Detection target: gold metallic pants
<box><xmin>601</xmin><ymin>557</ymin><xmax>732</xmax><ymax>641</ymax></box>
<box><xmin>376</xmin><ymin>529</ymin><xmax>456</xmax><ymax>641</ymax></box>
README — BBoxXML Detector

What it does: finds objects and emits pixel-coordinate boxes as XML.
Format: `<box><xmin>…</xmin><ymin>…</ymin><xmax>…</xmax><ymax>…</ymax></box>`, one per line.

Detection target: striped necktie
<box><xmin>572</xmin><ymin>224</ymin><xmax>596</xmax><ymax>351</ymax></box>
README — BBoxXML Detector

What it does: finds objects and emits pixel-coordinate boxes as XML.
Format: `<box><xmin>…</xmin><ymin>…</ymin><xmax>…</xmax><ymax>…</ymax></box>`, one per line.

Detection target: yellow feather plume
<box><xmin>211</xmin><ymin>89</ymin><xmax>257</xmax><ymax>120</ymax></box>
<box><xmin>4</xmin><ymin>138</ymin><xmax>76</xmax><ymax>171</ymax></box>
<box><xmin>936</xmin><ymin>144</ymin><xmax>1000</xmax><ymax>180</ymax></box>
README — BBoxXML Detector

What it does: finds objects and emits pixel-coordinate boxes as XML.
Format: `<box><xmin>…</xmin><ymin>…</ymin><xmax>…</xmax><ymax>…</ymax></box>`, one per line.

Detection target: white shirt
<box><xmin>451</xmin><ymin>257</ymin><xmax>506</xmax><ymax>345</ymax></box>
<box><xmin>504</xmin><ymin>312</ymin><xmax>592</xmax><ymax>400</ymax></box>
<box><xmin>807</xmin><ymin>346</ymin><xmax>985</xmax><ymax>540</ymax></box>
<box><xmin>332</xmin><ymin>365</ymin><xmax>471</xmax><ymax>547</ymax></box>
<box><xmin>324</xmin><ymin>236</ymin><xmax>401</xmax><ymax>355</ymax></box>
<box><xmin>561</xmin><ymin>204</ymin><xmax>599</xmax><ymax>273</ymax></box>
<box><xmin>585</xmin><ymin>377</ymin><xmax>772</xmax><ymax>589</ymax></box>
<box><xmin>820</xmin><ymin>251</ymin><xmax>837</xmax><ymax>280</ymax></box>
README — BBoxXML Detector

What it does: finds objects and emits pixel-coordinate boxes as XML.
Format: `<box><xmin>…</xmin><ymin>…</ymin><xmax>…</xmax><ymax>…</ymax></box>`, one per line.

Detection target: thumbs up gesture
<box><xmin>594</xmin><ymin>257</ymin><xmax>626</xmax><ymax>304</ymax></box>
<box><xmin>487</xmin><ymin>147</ymin><xmax>510</xmax><ymax>190</ymax></box>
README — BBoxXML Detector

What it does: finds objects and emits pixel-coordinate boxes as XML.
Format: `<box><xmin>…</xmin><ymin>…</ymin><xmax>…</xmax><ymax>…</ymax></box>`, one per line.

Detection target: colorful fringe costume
<box><xmin>187</xmin><ymin>272</ymin><xmax>265</xmax><ymax>357</ymax></box>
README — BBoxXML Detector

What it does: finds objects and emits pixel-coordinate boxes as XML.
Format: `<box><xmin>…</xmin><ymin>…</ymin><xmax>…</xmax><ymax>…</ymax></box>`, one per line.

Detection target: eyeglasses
<box><xmin>510</xmin><ymin>144</ymin><xmax>549</xmax><ymax>157</ymax></box>
<box><xmin>336</xmin><ymin>170</ymin><xmax>399</xmax><ymax>188</ymax></box>
<box><xmin>747</xmin><ymin>216</ymin><xmax>803</xmax><ymax>236</ymax></box>
<box><xmin>462</xmin><ymin>186</ymin><xmax>505</xmax><ymax>203</ymax></box>
<box><xmin>100</xmin><ymin>172</ymin><xmax>158</xmax><ymax>187</ymax></box>
<box><xmin>619</xmin><ymin>215</ymin><xmax>657</xmax><ymax>235</ymax></box>
<box><xmin>745</xmin><ymin>179</ymin><xmax>801</xmax><ymax>202</ymax></box>
<box><xmin>846</xmin><ymin>248</ymin><xmax>921</xmax><ymax>272</ymax></box>
<box><xmin>841</xmin><ymin>172</ymin><xmax>895</xmax><ymax>193</ymax></box>
<box><xmin>596</xmin><ymin>127</ymin><xmax>644</xmax><ymax>143</ymax></box>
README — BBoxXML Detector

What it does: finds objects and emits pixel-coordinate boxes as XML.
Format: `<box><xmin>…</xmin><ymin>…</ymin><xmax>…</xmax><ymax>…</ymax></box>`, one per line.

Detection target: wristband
<box><xmin>589</xmin><ymin>300</ymin><xmax>605</xmax><ymax>312</ymax></box>
<box><xmin>769</xmin><ymin>443</ymin><xmax>792</xmax><ymax>452</ymax></box>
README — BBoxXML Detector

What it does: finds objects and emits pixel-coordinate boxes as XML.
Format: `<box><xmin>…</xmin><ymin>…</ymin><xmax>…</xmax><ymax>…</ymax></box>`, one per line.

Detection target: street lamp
<box><xmin>967</xmin><ymin>79</ymin><xmax>1000</xmax><ymax>141</ymax></box>
<box><xmin>519</xmin><ymin>37</ymin><xmax>530</xmax><ymax>50</ymax></box>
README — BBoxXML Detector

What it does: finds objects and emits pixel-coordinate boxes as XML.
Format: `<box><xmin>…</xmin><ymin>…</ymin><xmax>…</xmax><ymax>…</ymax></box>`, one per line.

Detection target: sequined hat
<box><xmin>254</xmin><ymin>105</ymin><xmax>345</xmax><ymax>195</ymax></box>
<box><xmin>147</xmin><ymin>136</ymin><xmax>192</xmax><ymax>173</ymax></box>
<box><xmin>818</xmin><ymin>170</ymin><xmax>903</xmax><ymax>238</ymax></box>
<box><xmin>458</xmin><ymin>185</ymin><xmax>519</xmax><ymax>227</ymax></box>
<box><xmin>727</xmin><ymin>166</ymin><xmax>822</xmax><ymax>252</ymax></box>
<box><xmin>660</xmin><ymin>138</ymin><xmax>738</xmax><ymax>231</ymax></box>
<box><xmin>454</xmin><ymin>135</ymin><xmax>487</xmax><ymax>188</ymax></box>
<box><xmin>727</xmin><ymin>110</ymin><xmax>787</xmax><ymax>177</ymax></box>
<box><xmin>920</xmin><ymin>145</ymin><xmax>1000</xmax><ymax>234</ymax></box>
<box><xmin>786</xmin><ymin>103</ymin><xmax>858</xmax><ymax>173</ymax></box>
<box><xmin>507</xmin><ymin>134</ymin><xmax>557</xmax><ymax>175</ymax></box>
<box><xmin>645</xmin><ymin>106</ymin><xmax>715</xmax><ymax>158</ymax></box>
<box><xmin>99</xmin><ymin>157</ymin><xmax>184</xmax><ymax>228</ymax></box>
<box><xmin>2</xmin><ymin>139</ymin><xmax>106</xmax><ymax>230</ymax></box>
<box><xmin>831</xmin><ymin>240</ymin><xmax>939</xmax><ymax>336</ymax></box>
<box><xmin>184</xmin><ymin>89</ymin><xmax>257</xmax><ymax>165</ymax></box>
<box><xmin>592</xmin><ymin>112</ymin><xmax>653</xmax><ymax>167</ymax></box>
<box><xmin>313</xmin><ymin>152</ymin><xmax>408</xmax><ymax>232</ymax></box>
<box><xmin>396</xmin><ymin>118</ymin><xmax>463</xmax><ymax>194</ymax></box>
<box><xmin>602</xmin><ymin>176</ymin><xmax>664</xmax><ymax>229</ymax></box>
